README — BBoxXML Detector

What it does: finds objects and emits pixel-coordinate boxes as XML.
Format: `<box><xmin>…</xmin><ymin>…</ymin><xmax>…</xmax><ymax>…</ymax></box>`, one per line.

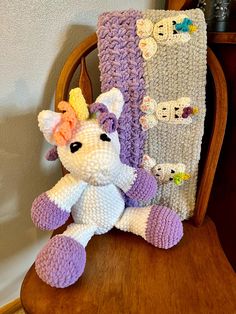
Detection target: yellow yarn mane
<box><xmin>69</xmin><ymin>88</ymin><xmax>89</xmax><ymax>121</ymax></box>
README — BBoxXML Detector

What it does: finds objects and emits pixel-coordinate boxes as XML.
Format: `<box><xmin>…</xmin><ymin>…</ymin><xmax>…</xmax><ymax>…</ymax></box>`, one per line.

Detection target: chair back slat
<box><xmin>55</xmin><ymin>33</ymin><xmax>97</xmax><ymax>111</ymax></box>
<box><xmin>79</xmin><ymin>56</ymin><xmax>93</xmax><ymax>104</ymax></box>
<box><xmin>194</xmin><ymin>47</ymin><xmax>227</xmax><ymax>226</ymax></box>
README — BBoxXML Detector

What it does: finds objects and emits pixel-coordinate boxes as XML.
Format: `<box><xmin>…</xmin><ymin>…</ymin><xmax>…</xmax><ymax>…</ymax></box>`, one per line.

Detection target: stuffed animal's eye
<box><xmin>70</xmin><ymin>142</ymin><xmax>82</xmax><ymax>153</ymax></box>
<box><xmin>100</xmin><ymin>134</ymin><xmax>111</xmax><ymax>142</ymax></box>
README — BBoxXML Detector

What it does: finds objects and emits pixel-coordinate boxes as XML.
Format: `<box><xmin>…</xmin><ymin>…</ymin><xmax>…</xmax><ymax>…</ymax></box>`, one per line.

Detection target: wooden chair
<box><xmin>21</xmin><ymin>9</ymin><xmax>236</xmax><ymax>314</ymax></box>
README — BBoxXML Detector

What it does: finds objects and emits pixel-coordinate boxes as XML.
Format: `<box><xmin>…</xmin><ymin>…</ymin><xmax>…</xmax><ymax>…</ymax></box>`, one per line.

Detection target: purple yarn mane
<box><xmin>89</xmin><ymin>102</ymin><xmax>108</xmax><ymax>114</ymax></box>
<box><xmin>97</xmin><ymin>10</ymin><xmax>146</xmax><ymax>169</ymax></box>
<box><xmin>89</xmin><ymin>102</ymin><xmax>118</xmax><ymax>133</ymax></box>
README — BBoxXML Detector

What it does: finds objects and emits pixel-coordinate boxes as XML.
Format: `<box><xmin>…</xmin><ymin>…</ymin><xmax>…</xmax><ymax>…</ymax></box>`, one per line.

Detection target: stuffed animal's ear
<box><xmin>142</xmin><ymin>154</ymin><xmax>157</xmax><ymax>172</ymax></box>
<box><xmin>95</xmin><ymin>88</ymin><xmax>124</xmax><ymax>119</ymax></box>
<box><xmin>38</xmin><ymin>110</ymin><xmax>62</xmax><ymax>145</ymax></box>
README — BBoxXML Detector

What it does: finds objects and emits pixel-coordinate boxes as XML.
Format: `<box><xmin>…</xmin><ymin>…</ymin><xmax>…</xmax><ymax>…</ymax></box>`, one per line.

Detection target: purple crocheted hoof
<box><xmin>35</xmin><ymin>235</ymin><xmax>86</xmax><ymax>288</ymax></box>
<box><xmin>126</xmin><ymin>168</ymin><xmax>157</xmax><ymax>202</ymax></box>
<box><xmin>145</xmin><ymin>205</ymin><xmax>183</xmax><ymax>249</ymax></box>
<box><xmin>31</xmin><ymin>193</ymin><xmax>70</xmax><ymax>230</ymax></box>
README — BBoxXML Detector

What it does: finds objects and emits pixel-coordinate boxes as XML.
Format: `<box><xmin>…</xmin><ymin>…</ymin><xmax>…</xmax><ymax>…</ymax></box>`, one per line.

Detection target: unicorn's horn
<box><xmin>69</xmin><ymin>88</ymin><xmax>89</xmax><ymax>120</ymax></box>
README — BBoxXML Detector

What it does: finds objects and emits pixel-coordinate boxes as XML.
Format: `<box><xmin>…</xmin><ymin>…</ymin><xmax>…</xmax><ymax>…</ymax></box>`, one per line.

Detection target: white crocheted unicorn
<box><xmin>31</xmin><ymin>87</ymin><xmax>183</xmax><ymax>288</ymax></box>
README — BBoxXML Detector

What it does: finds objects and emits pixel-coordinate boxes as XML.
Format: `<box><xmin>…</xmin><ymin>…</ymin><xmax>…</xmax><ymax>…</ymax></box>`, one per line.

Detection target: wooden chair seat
<box><xmin>21</xmin><ymin>216</ymin><xmax>236</xmax><ymax>313</ymax></box>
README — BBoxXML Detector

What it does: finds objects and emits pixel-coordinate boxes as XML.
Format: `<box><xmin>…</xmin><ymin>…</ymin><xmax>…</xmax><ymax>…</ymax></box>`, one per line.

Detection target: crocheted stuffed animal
<box><xmin>31</xmin><ymin>87</ymin><xmax>183</xmax><ymax>288</ymax></box>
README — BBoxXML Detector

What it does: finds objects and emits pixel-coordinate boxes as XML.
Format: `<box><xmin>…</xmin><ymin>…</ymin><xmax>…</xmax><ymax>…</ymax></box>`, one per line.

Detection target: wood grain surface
<box><xmin>208</xmin><ymin>32</ymin><xmax>236</xmax><ymax>44</ymax></box>
<box><xmin>0</xmin><ymin>299</ymin><xmax>22</xmax><ymax>314</ymax></box>
<box><xmin>21</xmin><ymin>217</ymin><xmax>236</xmax><ymax>314</ymax></box>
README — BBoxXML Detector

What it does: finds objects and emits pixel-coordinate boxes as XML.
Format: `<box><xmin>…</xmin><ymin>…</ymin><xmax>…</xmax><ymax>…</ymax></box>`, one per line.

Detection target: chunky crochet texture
<box><xmin>35</xmin><ymin>235</ymin><xmax>86</xmax><ymax>288</ymax></box>
<box><xmin>126</xmin><ymin>168</ymin><xmax>157</xmax><ymax>202</ymax></box>
<box><xmin>31</xmin><ymin>8</ymin><xmax>207</xmax><ymax>289</ymax></box>
<box><xmin>31</xmin><ymin>193</ymin><xmax>69</xmax><ymax>230</ymax></box>
<box><xmin>145</xmin><ymin>205</ymin><xmax>183</xmax><ymax>249</ymax></box>
<box><xmin>97</xmin><ymin>10</ymin><xmax>146</xmax><ymax>168</ymax></box>
<box><xmin>32</xmin><ymin>88</ymin><xmax>183</xmax><ymax>288</ymax></box>
<box><xmin>97</xmin><ymin>9</ymin><xmax>207</xmax><ymax>220</ymax></box>
<box><xmin>142</xmin><ymin>9</ymin><xmax>206</xmax><ymax>219</ymax></box>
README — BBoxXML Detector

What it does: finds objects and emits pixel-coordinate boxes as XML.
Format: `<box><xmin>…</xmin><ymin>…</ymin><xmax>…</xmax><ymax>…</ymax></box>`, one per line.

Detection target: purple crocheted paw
<box><xmin>35</xmin><ymin>235</ymin><xmax>86</xmax><ymax>288</ymax></box>
<box><xmin>31</xmin><ymin>193</ymin><xmax>70</xmax><ymax>230</ymax></box>
<box><xmin>145</xmin><ymin>205</ymin><xmax>183</xmax><ymax>249</ymax></box>
<box><xmin>126</xmin><ymin>168</ymin><xmax>157</xmax><ymax>202</ymax></box>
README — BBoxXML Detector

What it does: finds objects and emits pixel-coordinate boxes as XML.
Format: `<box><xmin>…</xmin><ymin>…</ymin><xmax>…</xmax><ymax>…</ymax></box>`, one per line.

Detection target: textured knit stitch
<box><xmin>89</xmin><ymin>102</ymin><xmax>108</xmax><ymax>114</ymax></box>
<box><xmin>31</xmin><ymin>193</ymin><xmax>70</xmax><ymax>230</ymax></box>
<box><xmin>97</xmin><ymin>9</ymin><xmax>206</xmax><ymax>219</ymax></box>
<box><xmin>126</xmin><ymin>168</ymin><xmax>157</xmax><ymax>201</ymax></box>
<box><xmin>98</xmin><ymin>112</ymin><xmax>118</xmax><ymax>133</ymax></box>
<box><xmin>32</xmin><ymin>88</ymin><xmax>177</xmax><ymax>288</ymax></box>
<box><xmin>97</xmin><ymin>10</ymin><xmax>146</xmax><ymax>169</ymax></box>
<box><xmin>145</xmin><ymin>205</ymin><xmax>183</xmax><ymax>249</ymax></box>
<box><xmin>116</xmin><ymin>204</ymin><xmax>183</xmax><ymax>249</ymax></box>
<box><xmin>64</xmin><ymin>223</ymin><xmax>97</xmax><ymax>247</ymax></box>
<box><xmin>115</xmin><ymin>205</ymin><xmax>152</xmax><ymax>238</ymax></box>
<box><xmin>142</xmin><ymin>9</ymin><xmax>207</xmax><ymax>219</ymax></box>
<box><xmin>89</xmin><ymin>102</ymin><xmax>118</xmax><ymax>133</ymax></box>
<box><xmin>46</xmin><ymin>174</ymin><xmax>87</xmax><ymax>213</ymax></box>
<box><xmin>35</xmin><ymin>235</ymin><xmax>86</xmax><ymax>288</ymax></box>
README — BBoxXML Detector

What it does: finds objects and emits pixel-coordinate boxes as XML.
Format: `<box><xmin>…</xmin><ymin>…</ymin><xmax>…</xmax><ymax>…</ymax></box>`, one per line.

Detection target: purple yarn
<box><xmin>98</xmin><ymin>112</ymin><xmax>118</xmax><ymax>133</ymax></box>
<box><xmin>31</xmin><ymin>193</ymin><xmax>70</xmax><ymax>230</ymax></box>
<box><xmin>124</xmin><ymin>197</ymin><xmax>139</xmax><ymax>207</ymax></box>
<box><xmin>35</xmin><ymin>235</ymin><xmax>86</xmax><ymax>288</ymax></box>
<box><xmin>89</xmin><ymin>102</ymin><xmax>118</xmax><ymax>133</ymax></box>
<box><xmin>45</xmin><ymin>146</ymin><xmax>58</xmax><ymax>161</ymax></box>
<box><xmin>89</xmin><ymin>102</ymin><xmax>108</xmax><ymax>114</ymax></box>
<box><xmin>182</xmin><ymin>112</ymin><xmax>189</xmax><ymax>119</ymax></box>
<box><xmin>182</xmin><ymin>106</ymin><xmax>193</xmax><ymax>118</ymax></box>
<box><xmin>126</xmin><ymin>168</ymin><xmax>157</xmax><ymax>202</ymax></box>
<box><xmin>145</xmin><ymin>205</ymin><xmax>183</xmax><ymax>249</ymax></box>
<box><xmin>97</xmin><ymin>10</ymin><xmax>146</xmax><ymax>168</ymax></box>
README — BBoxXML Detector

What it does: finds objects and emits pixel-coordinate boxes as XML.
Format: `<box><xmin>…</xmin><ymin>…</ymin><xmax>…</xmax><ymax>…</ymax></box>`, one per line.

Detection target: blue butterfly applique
<box><xmin>175</xmin><ymin>18</ymin><xmax>193</xmax><ymax>32</ymax></box>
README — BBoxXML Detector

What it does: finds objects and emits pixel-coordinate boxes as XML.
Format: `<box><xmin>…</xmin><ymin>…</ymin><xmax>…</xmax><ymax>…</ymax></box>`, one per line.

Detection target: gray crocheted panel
<box><xmin>142</xmin><ymin>9</ymin><xmax>207</xmax><ymax>219</ymax></box>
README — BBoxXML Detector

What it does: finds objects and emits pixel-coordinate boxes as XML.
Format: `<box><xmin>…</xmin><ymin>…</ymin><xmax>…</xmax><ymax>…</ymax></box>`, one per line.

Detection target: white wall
<box><xmin>0</xmin><ymin>0</ymin><xmax>164</xmax><ymax>306</ymax></box>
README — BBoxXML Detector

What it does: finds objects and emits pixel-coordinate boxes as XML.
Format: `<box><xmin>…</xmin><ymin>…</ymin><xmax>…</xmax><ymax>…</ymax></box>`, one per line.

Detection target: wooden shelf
<box><xmin>208</xmin><ymin>32</ymin><xmax>236</xmax><ymax>44</ymax></box>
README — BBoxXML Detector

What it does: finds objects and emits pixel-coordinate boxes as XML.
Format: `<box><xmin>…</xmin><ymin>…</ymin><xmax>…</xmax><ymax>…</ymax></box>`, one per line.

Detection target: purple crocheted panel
<box><xmin>97</xmin><ymin>10</ymin><xmax>146</xmax><ymax>169</ymax></box>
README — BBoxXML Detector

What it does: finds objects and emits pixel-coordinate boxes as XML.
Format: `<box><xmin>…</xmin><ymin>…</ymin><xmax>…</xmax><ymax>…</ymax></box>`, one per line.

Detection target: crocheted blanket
<box><xmin>97</xmin><ymin>9</ymin><xmax>207</xmax><ymax>220</ymax></box>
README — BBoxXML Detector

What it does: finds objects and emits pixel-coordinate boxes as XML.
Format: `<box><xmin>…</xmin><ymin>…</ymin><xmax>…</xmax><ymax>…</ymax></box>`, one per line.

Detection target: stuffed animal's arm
<box><xmin>31</xmin><ymin>174</ymin><xmax>87</xmax><ymax>230</ymax></box>
<box><xmin>113</xmin><ymin>164</ymin><xmax>157</xmax><ymax>201</ymax></box>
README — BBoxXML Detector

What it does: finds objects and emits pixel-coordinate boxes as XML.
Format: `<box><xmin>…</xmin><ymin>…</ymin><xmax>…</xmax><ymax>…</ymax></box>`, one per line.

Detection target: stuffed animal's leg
<box><xmin>63</xmin><ymin>223</ymin><xmax>97</xmax><ymax>246</ymax></box>
<box><xmin>115</xmin><ymin>205</ymin><xmax>183</xmax><ymax>249</ymax></box>
<box><xmin>35</xmin><ymin>223</ymin><xmax>97</xmax><ymax>288</ymax></box>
